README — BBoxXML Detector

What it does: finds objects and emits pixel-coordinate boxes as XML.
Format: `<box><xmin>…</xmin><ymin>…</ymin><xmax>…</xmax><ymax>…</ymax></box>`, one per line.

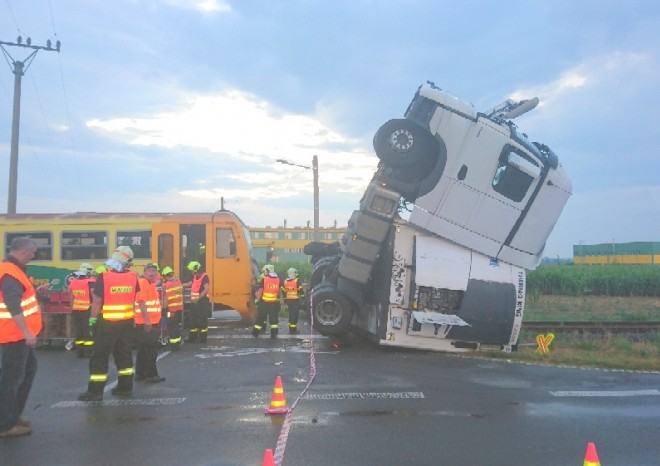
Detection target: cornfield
<box><xmin>527</xmin><ymin>265</ymin><xmax>660</xmax><ymax>297</ymax></box>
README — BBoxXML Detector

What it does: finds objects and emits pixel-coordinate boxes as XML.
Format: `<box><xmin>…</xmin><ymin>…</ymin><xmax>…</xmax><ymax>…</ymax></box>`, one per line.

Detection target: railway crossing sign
<box><xmin>535</xmin><ymin>333</ymin><xmax>555</xmax><ymax>355</ymax></box>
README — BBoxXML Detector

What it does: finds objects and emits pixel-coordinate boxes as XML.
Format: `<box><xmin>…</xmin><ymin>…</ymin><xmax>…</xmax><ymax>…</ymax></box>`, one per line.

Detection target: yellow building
<box><xmin>249</xmin><ymin>224</ymin><xmax>345</xmax><ymax>263</ymax></box>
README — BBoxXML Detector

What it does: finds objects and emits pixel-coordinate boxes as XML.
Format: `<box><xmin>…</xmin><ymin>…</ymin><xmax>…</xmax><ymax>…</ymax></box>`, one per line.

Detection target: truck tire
<box><xmin>311</xmin><ymin>286</ymin><xmax>353</xmax><ymax>335</ymax></box>
<box><xmin>373</xmin><ymin>118</ymin><xmax>437</xmax><ymax>168</ymax></box>
<box><xmin>310</xmin><ymin>256</ymin><xmax>339</xmax><ymax>289</ymax></box>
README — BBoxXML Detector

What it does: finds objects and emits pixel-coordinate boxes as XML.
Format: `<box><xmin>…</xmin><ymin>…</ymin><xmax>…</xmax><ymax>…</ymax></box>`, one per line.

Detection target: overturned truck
<box><xmin>305</xmin><ymin>82</ymin><xmax>572</xmax><ymax>352</ymax></box>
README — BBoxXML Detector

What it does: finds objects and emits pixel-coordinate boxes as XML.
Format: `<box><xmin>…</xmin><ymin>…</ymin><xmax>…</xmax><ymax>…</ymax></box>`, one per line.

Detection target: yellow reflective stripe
<box><xmin>90</xmin><ymin>374</ymin><xmax>107</xmax><ymax>382</ymax></box>
<box><xmin>83</xmin><ymin>341</ymin><xmax>94</xmax><ymax>346</ymax></box>
<box><xmin>102</xmin><ymin>311</ymin><xmax>135</xmax><ymax>320</ymax></box>
<box><xmin>118</xmin><ymin>367</ymin><xmax>134</xmax><ymax>376</ymax></box>
<box><xmin>102</xmin><ymin>304</ymin><xmax>134</xmax><ymax>311</ymax></box>
<box><xmin>200</xmin><ymin>328</ymin><xmax>208</xmax><ymax>333</ymax></box>
<box><xmin>169</xmin><ymin>337</ymin><xmax>182</xmax><ymax>343</ymax></box>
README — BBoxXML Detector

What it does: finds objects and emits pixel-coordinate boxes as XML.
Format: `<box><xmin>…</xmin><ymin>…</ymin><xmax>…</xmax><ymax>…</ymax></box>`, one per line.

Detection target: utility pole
<box><xmin>1</xmin><ymin>36</ymin><xmax>60</xmax><ymax>214</ymax></box>
<box><xmin>276</xmin><ymin>156</ymin><xmax>320</xmax><ymax>241</ymax></box>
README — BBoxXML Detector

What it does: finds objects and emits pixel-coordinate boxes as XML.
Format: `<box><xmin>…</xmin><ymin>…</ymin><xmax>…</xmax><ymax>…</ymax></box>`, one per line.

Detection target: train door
<box><xmin>206</xmin><ymin>217</ymin><xmax>257</xmax><ymax>320</ymax></box>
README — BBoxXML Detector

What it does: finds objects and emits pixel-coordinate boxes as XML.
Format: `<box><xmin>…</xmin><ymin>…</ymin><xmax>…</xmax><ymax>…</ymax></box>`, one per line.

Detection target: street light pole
<box><xmin>276</xmin><ymin>156</ymin><xmax>320</xmax><ymax>242</ymax></box>
<box><xmin>312</xmin><ymin>155</ymin><xmax>319</xmax><ymax>242</ymax></box>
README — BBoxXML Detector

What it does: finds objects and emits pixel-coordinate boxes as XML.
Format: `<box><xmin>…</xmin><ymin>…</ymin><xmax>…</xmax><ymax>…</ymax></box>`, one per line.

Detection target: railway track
<box><xmin>522</xmin><ymin>321</ymin><xmax>660</xmax><ymax>334</ymax></box>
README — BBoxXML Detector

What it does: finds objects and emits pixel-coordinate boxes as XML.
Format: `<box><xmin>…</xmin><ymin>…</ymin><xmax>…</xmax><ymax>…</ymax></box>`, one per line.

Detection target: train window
<box><xmin>216</xmin><ymin>228</ymin><xmax>236</xmax><ymax>258</ymax></box>
<box><xmin>61</xmin><ymin>231</ymin><xmax>108</xmax><ymax>261</ymax></box>
<box><xmin>5</xmin><ymin>232</ymin><xmax>52</xmax><ymax>260</ymax></box>
<box><xmin>117</xmin><ymin>230</ymin><xmax>151</xmax><ymax>259</ymax></box>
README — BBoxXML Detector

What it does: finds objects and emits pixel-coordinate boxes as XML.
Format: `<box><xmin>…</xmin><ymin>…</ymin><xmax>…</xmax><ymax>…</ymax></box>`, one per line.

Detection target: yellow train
<box><xmin>0</xmin><ymin>211</ymin><xmax>259</xmax><ymax>321</ymax></box>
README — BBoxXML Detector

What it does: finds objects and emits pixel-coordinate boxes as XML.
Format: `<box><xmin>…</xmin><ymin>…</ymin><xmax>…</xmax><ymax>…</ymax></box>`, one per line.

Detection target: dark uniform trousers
<box><xmin>167</xmin><ymin>311</ymin><xmax>183</xmax><ymax>349</ymax></box>
<box><xmin>254</xmin><ymin>301</ymin><xmax>280</xmax><ymax>337</ymax></box>
<box><xmin>133</xmin><ymin>324</ymin><xmax>161</xmax><ymax>380</ymax></box>
<box><xmin>72</xmin><ymin>309</ymin><xmax>92</xmax><ymax>357</ymax></box>
<box><xmin>187</xmin><ymin>297</ymin><xmax>210</xmax><ymax>343</ymax></box>
<box><xmin>86</xmin><ymin>318</ymin><xmax>134</xmax><ymax>394</ymax></box>
<box><xmin>285</xmin><ymin>298</ymin><xmax>302</xmax><ymax>334</ymax></box>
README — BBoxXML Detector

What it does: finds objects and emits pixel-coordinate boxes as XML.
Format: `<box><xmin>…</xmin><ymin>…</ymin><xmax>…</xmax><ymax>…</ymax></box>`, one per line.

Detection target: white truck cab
<box><xmin>305</xmin><ymin>82</ymin><xmax>572</xmax><ymax>352</ymax></box>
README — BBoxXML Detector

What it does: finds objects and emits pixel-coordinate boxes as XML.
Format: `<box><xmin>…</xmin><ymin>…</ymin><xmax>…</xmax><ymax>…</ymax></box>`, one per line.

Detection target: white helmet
<box><xmin>287</xmin><ymin>267</ymin><xmax>298</xmax><ymax>279</ymax></box>
<box><xmin>262</xmin><ymin>264</ymin><xmax>275</xmax><ymax>275</ymax></box>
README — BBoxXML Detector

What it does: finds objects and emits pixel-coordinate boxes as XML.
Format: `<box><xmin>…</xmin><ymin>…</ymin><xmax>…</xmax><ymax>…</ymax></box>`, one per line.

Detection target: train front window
<box><xmin>61</xmin><ymin>231</ymin><xmax>108</xmax><ymax>261</ymax></box>
<box><xmin>216</xmin><ymin>228</ymin><xmax>236</xmax><ymax>258</ymax></box>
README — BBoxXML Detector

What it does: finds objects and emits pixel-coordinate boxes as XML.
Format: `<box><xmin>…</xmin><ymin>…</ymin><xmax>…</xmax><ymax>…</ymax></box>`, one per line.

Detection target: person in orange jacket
<box><xmin>134</xmin><ymin>263</ymin><xmax>165</xmax><ymax>383</ymax></box>
<box><xmin>0</xmin><ymin>237</ymin><xmax>43</xmax><ymax>438</ymax></box>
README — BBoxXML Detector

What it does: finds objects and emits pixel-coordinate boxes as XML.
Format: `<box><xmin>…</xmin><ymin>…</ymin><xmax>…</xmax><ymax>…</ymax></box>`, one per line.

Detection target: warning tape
<box><xmin>272</xmin><ymin>294</ymin><xmax>318</xmax><ymax>466</ymax></box>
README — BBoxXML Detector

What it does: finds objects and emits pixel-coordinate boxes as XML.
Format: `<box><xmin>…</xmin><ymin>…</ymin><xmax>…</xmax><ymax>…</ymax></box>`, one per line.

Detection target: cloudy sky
<box><xmin>0</xmin><ymin>0</ymin><xmax>658</xmax><ymax>259</ymax></box>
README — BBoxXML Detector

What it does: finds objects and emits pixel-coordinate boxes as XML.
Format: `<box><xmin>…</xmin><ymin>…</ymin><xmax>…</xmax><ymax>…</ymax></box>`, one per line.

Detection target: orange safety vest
<box><xmin>191</xmin><ymin>272</ymin><xmax>208</xmax><ymax>301</ymax></box>
<box><xmin>262</xmin><ymin>275</ymin><xmax>281</xmax><ymax>303</ymax></box>
<box><xmin>69</xmin><ymin>277</ymin><xmax>92</xmax><ymax>311</ymax></box>
<box><xmin>163</xmin><ymin>278</ymin><xmax>184</xmax><ymax>313</ymax></box>
<box><xmin>282</xmin><ymin>278</ymin><xmax>301</xmax><ymax>300</ymax></box>
<box><xmin>101</xmin><ymin>271</ymin><xmax>138</xmax><ymax>321</ymax></box>
<box><xmin>0</xmin><ymin>262</ymin><xmax>43</xmax><ymax>344</ymax></box>
<box><xmin>134</xmin><ymin>277</ymin><xmax>161</xmax><ymax>325</ymax></box>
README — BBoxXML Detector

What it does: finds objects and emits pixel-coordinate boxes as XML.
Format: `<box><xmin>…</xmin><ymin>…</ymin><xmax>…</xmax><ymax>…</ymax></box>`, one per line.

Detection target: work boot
<box><xmin>111</xmin><ymin>387</ymin><xmax>132</xmax><ymax>397</ymax></box>
<box><xmin>78</xmin><ymin>391</ymin><xmax>103</xmax><ymax>402</ymax></box>
<box><xmin>0</xmin><ymin>424</ymin><xmax>31</xmax><ymax>438</ymax></box>
<box><xmin>270</xmin><ymin>330</ymin><xmax>278</xmax><ymax>339</ymax></box>
<box><xmin>186</xmin><ymin>331</ymin><xmax>198</xmax><ymax>343</ymax></box>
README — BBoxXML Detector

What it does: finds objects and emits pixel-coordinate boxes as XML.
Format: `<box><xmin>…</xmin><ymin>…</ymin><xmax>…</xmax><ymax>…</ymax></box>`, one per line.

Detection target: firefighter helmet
<box><xmin>79</xmin><ymin>262</ymin><xmax>94</xmax><ymax>274</ymax></box>
<box><xmin>111</xmin><ymin>246</ymin><xmax>134</xmax><ymax>265</ymax></box>
<box><xmin>161</xmin><ymin>266</ymin><xmax>174</xmax><ymax>276</ymax></box>
<box><xmin>262</xmin><ymin>264</ymin><xmax>275</xmax><ymax>275</ymax></box>
<box><xmin>95</xmin><ymin>265</ymin><xmax>107</xmax><ymax>275</ymax></box>
<box><xmin>287</xmin><ymin>267</ymin><xmax>298</xmax><ymax>279</ymax></box>
<box><xmin>187</xmin><ymin>261</ymin><xmax>202</xmax><ymax>272</ymax></box>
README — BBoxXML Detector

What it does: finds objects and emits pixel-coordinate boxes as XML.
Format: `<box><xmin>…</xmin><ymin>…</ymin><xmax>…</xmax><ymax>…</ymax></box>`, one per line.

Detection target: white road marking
<box><xmin>550</xmin><ymin>389</ymin><xmax>660</xmax><ymax>397</ymax></box>
<box><xmin>52</xmin><ymin>397</ymin><xmax>187</xmax><ymax>408</ymax></box>
<box><xmin>304</xmin><ymin>391</ymin><xmax>425</xmax><ymax>400</ymax></box>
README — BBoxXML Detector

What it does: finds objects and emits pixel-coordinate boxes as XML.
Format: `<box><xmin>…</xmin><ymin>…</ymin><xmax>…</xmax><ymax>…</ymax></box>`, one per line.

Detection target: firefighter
<box><xmin>252</xmin><ymin>264</ymin><xmax>282</xmax><ymax>339</ymax></box>
<box><xmin>0</xmin><ymin>237</ymin><xmax>43</xmax><ymax>438</ymax></box>
<box><xmin>78</xmin><ymin>246</ymin><xmax>150</xmax><ymax>401</ymax></box>
<box><xmin>282</xmin><ymin>267</ymin><xmax>304</xmax><ymax>335</ymax></box>
<box><xmin>182</xmin><ymin>261</ymin><xmax>210</xmax><ymax>344</ymax></box>
<box><xmin>161</xmin><ymin>266</ymin><xmax>184</xmax><ymax>350</ymax></box>
<box><xmin>134</xmin><ymin>263</ymin><xmax>165</xmax><ymax>383</ymax></box>
<box><xmin>68</xmin><ymin>263</ymin><xmax>95</xmax><ymax>357</ymax></box>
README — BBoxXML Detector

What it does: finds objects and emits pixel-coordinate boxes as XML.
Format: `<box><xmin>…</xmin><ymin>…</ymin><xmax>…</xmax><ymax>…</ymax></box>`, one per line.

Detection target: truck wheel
<box><xmin>373</xmin><ymin>118</ymin><xmax>437</xmax><ymax>168</ymax></box>
<box><xmin>311</xmin><ymin>287</ymin><xmax>353</xmax><ymax>335</ymax></box>
<box><xmin>310</xmin><ymin>256</ymin><xmax>339</xmax><ymax>288</ymax></box>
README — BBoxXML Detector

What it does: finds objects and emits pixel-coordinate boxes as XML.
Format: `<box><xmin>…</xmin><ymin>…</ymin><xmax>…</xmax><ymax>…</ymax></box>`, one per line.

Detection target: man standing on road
<box><xmin>0</xmin><ymin>237</ymin><xmax>43</xmax><ymax>438</ymax></box>
<box><xmin>183</xmin><ymin>261</ymin><xmax>210</xmax><ymax>344</ymax></box>
<box><xmin>68</xmin><ymin>263</ymin><xmax>95</xmax><ymax>358</ymax></box>
<box><xmin>282</xmin><ymin>267</ymin><xmax>304</xmax><ymax>335</ymax></box>
<box><xmin>161</xmin><ymin>266</ymin><xmax>184</xmax><ymax>350</ymax></box>
<box><xmin>78</xmin><ymin>246</ymin><xmax>150</xmax><ymax>401</ymax></box>
<box><xmin>134</xmin><ymin>263</ymin><xmax>165</xmax><ymax>383</ymax></box>
<box><xmin>252</xmin><ymin>264</ymin><xmax>282</xmax><ymax>339</ymax></box>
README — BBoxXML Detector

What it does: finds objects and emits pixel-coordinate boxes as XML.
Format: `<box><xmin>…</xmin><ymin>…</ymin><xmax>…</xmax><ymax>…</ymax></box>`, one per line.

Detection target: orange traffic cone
<box><xmin>262</xmin><ymin>448</ymin><xmax>275</xmax><ymax>466</ymax></box>
<box><xmin>265</xmin><ymin>375</ymin><xmax>289</xmax><ymax>414</ymax></box>
<box><xmin>583</xmin><ymin>442</ymin><xmax>601</xmax><ymax>466</ymax></box>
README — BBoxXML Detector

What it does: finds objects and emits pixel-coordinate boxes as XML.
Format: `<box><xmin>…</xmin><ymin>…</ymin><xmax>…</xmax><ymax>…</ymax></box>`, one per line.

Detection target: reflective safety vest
<box><xmin>134</xmin><ymin>277</ymin><xmax>162</xmax><ymax>325</ymax></box>
<box><xmin>69</xmin><ymin>277</ymin><xmax>92</xmax><ymax>311</ymax></box>
<box><xmin>262</xmin><ymin>275</ymin><xmax>281</xmax><ymax>303</ymax></box>
<box><xmin>0</xmin><ymin>262</ymin><xmax>43</xmax><ymax>344</ymax></box>
<box><xmin>282</xmin><ymin>278</ymin><xmax>301</xmax><ymax>300</ymax></box>
<box><xmin>191</xmin><ymin>273</ymin><xmax>208</xmax><ymax>301</ymax></box>
<box><xmin>101</xmin><ymin>271</ymin><xmax>138</xmax><ymax>321</ymax></box>
<box><xmin>163</xmin><ymin>278</ymin><xmax>184</xmax><ymax>313</ymax></box>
